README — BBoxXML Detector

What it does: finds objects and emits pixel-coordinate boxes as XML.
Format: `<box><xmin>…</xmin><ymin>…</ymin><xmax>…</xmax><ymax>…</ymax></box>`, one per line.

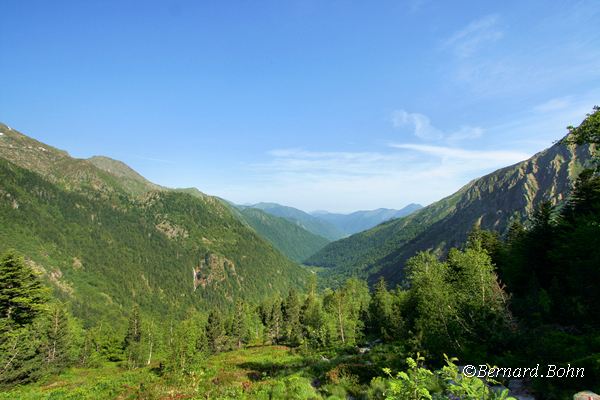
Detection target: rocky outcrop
<box><xmin>193</xmin><ymin>253</ymin><xmax>239</xmax><ymax>291</ymax></box>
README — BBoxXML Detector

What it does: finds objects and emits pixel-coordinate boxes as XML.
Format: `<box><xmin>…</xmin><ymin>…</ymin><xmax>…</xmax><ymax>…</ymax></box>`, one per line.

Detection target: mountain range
<box><xmin>242</xmin><ymin>202</ymin><xmax>423</xmax><ymax>242</ymax></box>
<box><xmin>311</xmin><ymin>205</ymin><xmax>423</xmax><ymax>236</ymax></box>
<box><xmin>0</xmin><ymin>123</ymin><xmax>309</xmax><ymax>326</ymax></box>
<box><xmin>2</xmin><ymin>121</ymin><xmax>594</xmax><ymax>326</ymax></box>
<box><xmin>306</xmin><ymin>138</ymin><xmax>595</xmax><ymax>285</ymax></box>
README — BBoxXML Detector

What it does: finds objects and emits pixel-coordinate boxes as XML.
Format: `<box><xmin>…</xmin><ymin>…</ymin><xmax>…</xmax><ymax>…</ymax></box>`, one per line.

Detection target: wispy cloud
<box><xmin>391</xmin><ymin>110</ymin><xmax>443</xmax><ymax>140</ymax></box>
<box><xmin>201</xmin><ymin>98</ymin><xmax>597</xmax><ymax>212</ymax></box>
<box><xmin>262</xmin><ymin>149</ymin><xmax>404</xmax><ymax>177</ymax></box>
<box><xmin>389</xmin><ymin>143</ymin><xmax>529</xmax><ymax>164</ymax></box>
<box><xmin>391</xmin><ymin>109</ymin><xmax>483</xmax><ymax>143</ymax></box>
<box><xmin>441</xmin><ymin>7</ymin><xmax>600</xmax><ymax>98</ymax></box>
<box><xmin>224</xmin><ymin>138</ymin><xmax>534</xmax><ymax>212</ymax></box>
<box><xmin>444</xmin><ymin>14</ymin><xmax>503</xmax><ymax>58</ymax></box>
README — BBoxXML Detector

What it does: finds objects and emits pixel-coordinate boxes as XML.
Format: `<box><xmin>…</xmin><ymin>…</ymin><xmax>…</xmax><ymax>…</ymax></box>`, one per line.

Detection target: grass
<box><xmin>0</xmin><ymin>347</ymin><xmax>324</xmax><ymax>399</ymax></box>
<box><xmin>0</xmin><ymin>345</ymin><xmax>396</xmax><ymax>399</ymax></box>
<box><xmin>0</xmin><ymin>363</ymin><xmax>159</xmax><ymax>399</ymax></box>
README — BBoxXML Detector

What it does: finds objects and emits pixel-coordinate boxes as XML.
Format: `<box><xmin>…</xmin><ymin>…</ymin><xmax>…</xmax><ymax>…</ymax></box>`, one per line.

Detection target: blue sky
<box><xmin>1</xmin><ymin>0</ymin><xmax>599</xmax><ymax>212</ymax></box>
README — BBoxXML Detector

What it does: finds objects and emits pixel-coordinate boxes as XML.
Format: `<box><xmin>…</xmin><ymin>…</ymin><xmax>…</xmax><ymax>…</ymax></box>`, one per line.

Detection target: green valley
<box><xmin>1</xmin><ymin>108</ymin><xmax>599</xmax><ymax>399</ymax></box>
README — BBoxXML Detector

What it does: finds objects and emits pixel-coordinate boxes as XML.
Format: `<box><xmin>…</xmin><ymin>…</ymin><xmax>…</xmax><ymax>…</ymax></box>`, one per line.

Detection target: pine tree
<box><xmin>283</xmin><ymin>288</ymin><xmax>302</xmax><ymax>346</ymax></box>
<box><xmin>0</xmin><ymin>251</ymin><xmax>49</xmax><ymax>386</ymax></box>
<box><xmin>369</xmin><ymin>277</ymin><xmax>394</xmax><ymax>340</ymax></box>
<box><xmin>0</xmin><ymin>251</ymin><xmax>47</xmax><ymax>326</ymax></box>
<box><xmin>206</xmin><ymin>309</ymin><xmax>225</xmax><ymax>353</ymax></box>
<box><xmin>262</xmin><ymin>297</ymin><xmax>283</xmax><ymax>344</ymax></box>
<box><xmin>231</xmin><ymin>299</ymin><xmax>249</xmax><ymax>348</ymax></box>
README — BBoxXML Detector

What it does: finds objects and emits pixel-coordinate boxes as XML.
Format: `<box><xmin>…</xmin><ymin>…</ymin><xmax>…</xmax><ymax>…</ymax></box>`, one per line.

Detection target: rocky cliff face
<box><xmin>307</xmin><ymin>140</ymin><xmax>595</xmax><ymax>284</ymax></box>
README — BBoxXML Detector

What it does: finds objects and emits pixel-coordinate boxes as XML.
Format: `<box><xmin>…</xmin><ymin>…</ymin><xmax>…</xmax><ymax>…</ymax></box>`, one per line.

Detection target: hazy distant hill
<box><xmin>235</xmin><ymin>207</ymin><xmax>329</xmax><ymax>262</ymax></box>
<box><xmin>312</xmin><ymin>204</ymin><xmax>422</xmax><ymax>235</ymax></box>
<box><xmin>0</xmin><ymin>123</ymin><xmax>308</xmax><ymax>326</ymax></box>
<box><xmin>250</xmin><ymin>202</ymin><xmax>346</xmax><ymax>241</ymax></box>
<box><xmin>306</xmin><ymin>138</ymin><xmax>595</xmax><ymax>285</ymax></box>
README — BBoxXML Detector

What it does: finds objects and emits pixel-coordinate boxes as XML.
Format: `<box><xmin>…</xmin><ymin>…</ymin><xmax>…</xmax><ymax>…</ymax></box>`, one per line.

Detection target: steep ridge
<box><xmin>306</xmin><ymin>139</ymin><xmax>595</xmax><ymax>284</ymax></box>
<box><xmin>0</xmin><ymin>123</ymin><xmax>308</xmax><ymax>326</ymax></box>
<box><xmin>88</xmin><ymin>155</ymin><xmax>164</xmax><ymax>195</ymax></box>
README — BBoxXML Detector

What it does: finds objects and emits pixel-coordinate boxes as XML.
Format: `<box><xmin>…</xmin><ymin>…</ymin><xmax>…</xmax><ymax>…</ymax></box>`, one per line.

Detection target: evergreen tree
<box><xmin>231</xmin><ymin>299</ymin><xmax>249</xmax><ymax>348</ymax></box>
<box><xmin>262</xmin><ymin>297</ymin><xmax>283</xmax><ymax>344</ymax></box>
<box><xmin>283</xmin><ymin>288</ymin><xmax>302</xmax><ymax>346</ymax></box>
<box><xmin>369</xmin><ymin>277</ymin><xmax>394</xmax><ymax>340</ymax></box>
<box><xmin>0</xmin><ymin>251</ymin><xmax>47</xmax><ymax>326</ymax></box>
<box><xmin>0</xmin><ymin>251</ymin><xmax>48</xmax><ymax>386</ymax></box>
<box><xmin>206</xmin><ymin>309</ymin><xmax>226</xmax><ymax>353</ymax></box>
<box><xmin>40</xmin><ymin>302</ymin><xmax>72</xmax><ymax>373</ymax></box>
<box><xmin>123</xmin><ymin>305</ymin><xmax>143</xmax><ymax>369</ymax></box>
<box><xmin>301</xmin><ymin>277</ymin><xmax>326</xmax><ymax>348</ymax></box>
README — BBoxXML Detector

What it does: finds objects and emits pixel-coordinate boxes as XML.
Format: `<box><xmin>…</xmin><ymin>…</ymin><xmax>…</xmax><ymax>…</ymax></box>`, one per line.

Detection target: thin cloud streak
<box><xmin>443</xmin><ymin>14</ymin><xmax>503</xmax><ymax>58</ymax></box>
<box><xmin>206</xmin><ymin>99</ymin><xmax>597</xmax><ymax>213</ymax></box>
<box><xmin>389</xmin><ymin>143</ymin><xmax>530</xmax><ymax>163</ymax></box>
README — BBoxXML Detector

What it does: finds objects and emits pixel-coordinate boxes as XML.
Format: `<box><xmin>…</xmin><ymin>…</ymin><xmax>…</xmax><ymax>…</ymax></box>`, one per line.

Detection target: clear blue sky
<box><xmin>1</xmin><ymin>0</ymin><xmax>599</xmax><ymax>212</ymax></box>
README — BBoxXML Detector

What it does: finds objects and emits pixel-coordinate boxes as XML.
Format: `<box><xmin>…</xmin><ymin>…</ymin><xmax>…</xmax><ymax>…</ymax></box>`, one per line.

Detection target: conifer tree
<box><xmin>369</xmin><ymin>277</ymin><xmax>394</xmax><ymax>340</ymax></box>
<box><xmin>262</xmin><ymin>297</ymin><xmax>283</xmax><ymax>344</ymax></box>
<box><xmin>206</xmin><ymin>309</ymin><xmax>226</xmax><ymax>353</ymax></box>
<box><xmin>0</xmin><ymin>251</ymin><xmax>50</xmax><ymax>386</ymax></box>
<box><xmin>301</xmin><ymin>277</ymin><xmax>326</xmax><ymax>348</ymax></box>
<box><xmin>231</xmin><ymin>299</ymin><xmax>249</xmax><ymax>348</ymax></box>
<box><xmin>123</xmin><ymin>305</ymin><xmax>142</xmax><ymax>368</ymax></box>
<box><xmin>0</xmin><ymin>251</ymin><xmax>47</xmax><ymax>326</ymax></box>
<box><xmin>40</xmin><ymin>303</ymin><xmax>71</xmax><ymax>373</ymax></box>
<box><xmin>283</xmin><ymin>288</ymin><xmax>302</xmax><ymax>346</ymax></box>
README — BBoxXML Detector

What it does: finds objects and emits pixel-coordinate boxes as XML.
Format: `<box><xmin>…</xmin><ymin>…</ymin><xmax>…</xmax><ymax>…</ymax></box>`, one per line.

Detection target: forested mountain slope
<box><xmin>236</xmin><ymin>207</ymin><xmax>329</xmax><ymax>262</ymax></box>
<box><xmin>0</xmin><ymin>124</ymin><xmax>308</xmax><ymax>326</ymax></box>
<box><xmin>249</xmin><ymin>202</ymin><xmax>346</xmax><ymax>240</ymax></box>
<box><xmin>307</xmin><ymin>138</ymin><xmax>595</xmax><ymax>284</ymax></box>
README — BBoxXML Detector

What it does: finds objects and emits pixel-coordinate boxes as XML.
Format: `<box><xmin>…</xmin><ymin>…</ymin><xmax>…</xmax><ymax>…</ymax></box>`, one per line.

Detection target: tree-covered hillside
<box><xmin>236</xmin><ymin>207</ymin><xmax>329</xmax><ymax>262</ymax></box>
<box><xmin>250</xmin><ymin>203</ymin><xmax>347</xmax><ymax>241</ymax></box>
<box><xmin>0</xmin><ymin>124</ymin><xmax>308</xmax><ymax>327</ymax></box>
<box><xmin>307</xmin><ymin>136</ymin><xmax>595</xmax><ymax>285</ymax></box>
